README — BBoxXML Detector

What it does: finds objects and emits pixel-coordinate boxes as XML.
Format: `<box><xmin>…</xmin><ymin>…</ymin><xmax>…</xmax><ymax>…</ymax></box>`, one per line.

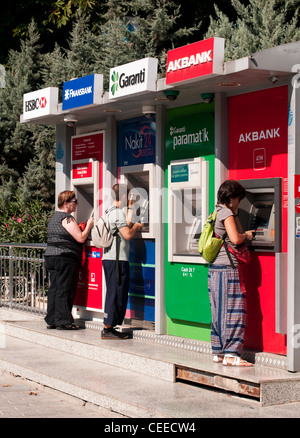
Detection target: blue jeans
<box><xmin>44</xmin><ymin>255</ymin><xmax>80</xmax><ymax>327</ymax></box>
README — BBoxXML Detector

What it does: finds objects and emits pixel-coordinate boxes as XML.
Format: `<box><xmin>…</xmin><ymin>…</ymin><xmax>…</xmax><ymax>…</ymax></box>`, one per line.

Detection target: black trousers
<box><xmin>103</xmin><ymin>260</ymin><xmax>130</xmax><ymax>327</ymax></box>
<box><xmin>44</xmin><ymin>255</ymin><xmax>80</xmax><ymax>327</ymax></box>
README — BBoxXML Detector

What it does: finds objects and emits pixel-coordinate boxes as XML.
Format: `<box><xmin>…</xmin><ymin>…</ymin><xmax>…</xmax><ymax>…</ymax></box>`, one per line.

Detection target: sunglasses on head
<box><xmin>68</xmin><ymin>198</ymin><xmax>78</xmax><ymax>204</ymax></box>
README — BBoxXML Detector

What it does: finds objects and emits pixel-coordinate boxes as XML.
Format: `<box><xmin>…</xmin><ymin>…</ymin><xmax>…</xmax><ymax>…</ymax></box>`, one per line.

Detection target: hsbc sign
<box><xmin>25</xmin><ymin>96</ymin><xmax>47</xmax><ymax>112</ymax></box>
<box><xmin>23</xmin><ymin>87</ymin><xmax>58</xmax><ymax>120</ymax></box>
<box><xmin>166</xmin><ymin>37</ymin><xmax>224</xmax><ymax>85</ymax></box>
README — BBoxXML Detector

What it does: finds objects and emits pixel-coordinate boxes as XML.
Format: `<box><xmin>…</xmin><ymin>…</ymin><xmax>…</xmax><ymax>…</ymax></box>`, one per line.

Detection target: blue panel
<box><xmin>129</xmin><ymin>239</ymin><xmax>155</xmax><ymax>265</ymax></box>
<box><xmin>117</xmin><ymin>116</ymin><xmax>156</xmax><ymax>166</ymax></box>
<box><xmin>127</xmin><ymin>239</ymin><xmax>155</xmax><ymax>322</ymax></box>
<box><xmin>127</xmin><ymin>296</ymin><xmax>155</xmax><ymax>322</ymax></box>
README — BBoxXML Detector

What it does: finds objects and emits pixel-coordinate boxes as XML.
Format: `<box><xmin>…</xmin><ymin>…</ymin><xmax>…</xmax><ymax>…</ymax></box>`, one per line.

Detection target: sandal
<box><xmin>213</xmin><ymin>355</ymin><xmax>224</xmax><ymax>363</ymax></box>
<box><xmin>56</xmin><ymin>323</ymin><xmax>79</xmax><ymax>330</ymax></box>
<box><xmin>222</xmin><ymin>354</ymin><xmax>253</xmax><ymax>367</ymax></box>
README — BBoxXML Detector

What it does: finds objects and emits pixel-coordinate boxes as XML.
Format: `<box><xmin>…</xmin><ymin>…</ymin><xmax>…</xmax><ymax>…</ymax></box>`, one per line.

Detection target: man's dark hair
<box><xmin>112</xmin><ymin>183</ymin><xmax>130</xmax><ymax>202</ymax></box>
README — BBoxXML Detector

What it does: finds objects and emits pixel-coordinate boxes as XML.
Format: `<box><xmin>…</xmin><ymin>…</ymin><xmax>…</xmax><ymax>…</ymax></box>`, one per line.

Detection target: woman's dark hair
<box><xmin>217</xmin><ymin>180</ymin><xmax>245</xmax><ymax>206</ymax></box>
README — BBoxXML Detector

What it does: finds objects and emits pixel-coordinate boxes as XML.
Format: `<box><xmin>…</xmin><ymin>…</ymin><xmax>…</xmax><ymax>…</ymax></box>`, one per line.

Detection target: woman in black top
<box><xmin>44</xmin><ymin>191</ymin><xmax>94</xmax><ymax>330</ymax></box>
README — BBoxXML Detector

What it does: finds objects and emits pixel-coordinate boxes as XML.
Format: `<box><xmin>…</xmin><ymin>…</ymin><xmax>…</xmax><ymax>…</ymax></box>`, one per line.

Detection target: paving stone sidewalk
<box><xmin>0</xmin><ymin>370</ymin><xmax>125</xmax><ymax>418</ymax></box>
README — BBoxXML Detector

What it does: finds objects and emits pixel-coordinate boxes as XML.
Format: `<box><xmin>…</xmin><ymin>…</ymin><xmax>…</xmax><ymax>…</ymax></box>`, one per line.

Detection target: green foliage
<box><xmin>206</xmin><ymin>0</ymin><xmax>300</xmax><ymax>60</ymax></box>
<box><xmin>0</xmin><ymin>194</ymin><xmax>53</xmax><ymax>244</ymax></box>
<box><xmin>0</xmin><ymin>21</ymin><xmax>56</xmax><ymax>210</ymax></box>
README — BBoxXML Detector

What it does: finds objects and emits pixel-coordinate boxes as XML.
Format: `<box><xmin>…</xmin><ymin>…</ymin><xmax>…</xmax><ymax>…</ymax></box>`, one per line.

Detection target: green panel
<box><xmin>166</xmin><ymin>102</ymin><xmax>215</xmax><ymax>164</ymax></box>
<box><xmin>165</xmin><ymin>261</ymin><xmax>211</xmax><ymax>323</ymax></box>
<box><xmin>167</xmin><ymin>316</ymin><xmax>211</xmax><ymax>342</ymax></box>
<box><xmin>165</xmin><ymin>102</ymin><xmax>215</xmax><ymax>328</ymax></box>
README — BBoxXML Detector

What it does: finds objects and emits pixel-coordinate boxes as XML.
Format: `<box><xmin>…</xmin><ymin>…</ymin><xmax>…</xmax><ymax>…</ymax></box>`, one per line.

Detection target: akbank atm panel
<box><xmin>237</xmin><ymin>178</ymin><xmax>281</xmax><ymax>252</ymax></box>
<box><xmin>168</xmin><ymin>157</ymin><xmax>209</xmax><ymax>264</ymax></box>
<box><xmin>120</xmin><ymin>163</ymin><xmax>155</xmax><ymax>238</ymax></box>
<box><xmin>71</xmin><ymin>158</ymin><xmax>100</xmax><ymax>245</ymax></box>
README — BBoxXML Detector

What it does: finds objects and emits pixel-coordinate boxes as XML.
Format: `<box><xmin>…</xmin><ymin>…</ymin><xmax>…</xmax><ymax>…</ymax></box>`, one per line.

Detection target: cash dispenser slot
<box><xmin>237</xmin><ymin>178</ymin><xmax>281</xmax><ymax>252</ymax></box>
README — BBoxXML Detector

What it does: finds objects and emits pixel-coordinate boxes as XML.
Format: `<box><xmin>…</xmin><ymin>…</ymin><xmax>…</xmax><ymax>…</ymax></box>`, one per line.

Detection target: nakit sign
<box><xmin>109</xmin><ymin>58</ymin><xmax>158</xmax><ymax>99</ymax></box>
<box><xmin>23</xmin><ymin>87</ymin><xmax>58</xmax><ymax>121</ymax></box>
<box><xmin>117</xmin><ymin>116</ymin><xmax>156</xmax><ymax>166</ymax></box>
<box><xmin>166</xmin><ymin>37</ymin><xmax>224</xmax><ymax>85</ymax></box>
<box><xmin>62</xmin><ymin>74</ymin><xmax>103</xmax><ymax>111</ymax></box>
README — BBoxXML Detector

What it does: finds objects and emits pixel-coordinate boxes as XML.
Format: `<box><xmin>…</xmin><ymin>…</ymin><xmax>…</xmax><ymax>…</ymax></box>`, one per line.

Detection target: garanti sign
<box><xmin>166</xmin><ymin>37</ymin><xmax>224</xmax><ymax>85</ymax></box>
<box><xmin>109</xmin><ymin>57</ymin><xmax>158</xmax><ymax>99</ymax></box>
<box><xmin>23</xmin><ymin>87</ymin><xmax>58</xmax><ymax>121</ymax></box>
<box><xmin>62</xmin><ymin>74</ymin><xmax>103</xmax><ymax>111</ymax></box>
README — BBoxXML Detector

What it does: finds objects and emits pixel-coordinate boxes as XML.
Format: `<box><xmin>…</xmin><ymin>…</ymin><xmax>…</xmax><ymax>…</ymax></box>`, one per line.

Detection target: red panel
<box><xmin>72</xmin><ymin>132</ymin><xmax>103</xmax><ymax>162</ymax></box>
<box><xmin>75</xmin><ymin>247</ymin><xmax>103</xmax><ymax>310</ymax></box>
<box><xmin>228</xmin><ymin>87</ymin><xmax>288</xmax><ymax>354</ymax></box>
<box><xmin>73</xmin><ymin>132</ymin><xmax>104</xmax><ymax>311</ymax></box>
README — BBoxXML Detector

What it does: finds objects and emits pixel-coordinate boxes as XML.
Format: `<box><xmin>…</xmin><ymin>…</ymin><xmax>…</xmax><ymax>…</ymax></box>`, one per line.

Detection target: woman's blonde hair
<box><xmin>57</xmin><ymin>190</ymin><xmax>76</xmax><ymax>209</ymax></box>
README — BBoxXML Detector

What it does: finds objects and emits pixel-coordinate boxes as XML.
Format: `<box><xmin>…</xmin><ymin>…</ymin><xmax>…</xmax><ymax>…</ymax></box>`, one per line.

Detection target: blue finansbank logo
<box><xmin>62</xmin><ymin>74</ymin><xmax>102</xmax><ymax>111</ymax></box>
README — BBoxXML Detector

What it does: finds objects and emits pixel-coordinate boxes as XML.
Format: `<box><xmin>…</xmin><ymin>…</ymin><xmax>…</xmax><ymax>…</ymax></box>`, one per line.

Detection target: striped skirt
<box><xmin>208</xmin><ymin>265</ymin><xmax>247</xmax><ymax>357</ymax></box>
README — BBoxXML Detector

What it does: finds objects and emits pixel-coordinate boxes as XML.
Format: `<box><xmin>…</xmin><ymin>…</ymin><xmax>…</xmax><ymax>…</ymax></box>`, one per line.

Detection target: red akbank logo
<box><xmin>25</xmin><ymin>96</ymin><xmax>47</xmax><ymax>112</ymax></box>
<box><xmin>166</xmin><ymin>37</ymin><xmax>223</xmax><ymax>85</ymax></box>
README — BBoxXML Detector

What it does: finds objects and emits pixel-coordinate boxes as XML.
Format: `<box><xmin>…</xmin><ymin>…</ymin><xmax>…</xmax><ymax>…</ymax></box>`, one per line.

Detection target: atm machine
<box><xmin>236</xmin><ymin>178</ymin><xmax>287</xmax><ymax>352</ymax></box>
<box><xmin>119</xmin><ymin>163</ymin><xmax>155</xmax><ymax>322</ymax></box>
<box><xmin>119</xmin><ymin>163</ymin><xmax>155</xmax><ymax>237</ymax></box>
<box><xmin>168</xmin><ymin>157</ymin><xmax>209</xmax><ymax>264</ymax></box>
<box><xmin>71</xmin><ymin>132</ymin><xmax>104</xmax><ymax>313</ymax></box>
<box><xmin>71</xmin><ymin>158</ymin><xmax>100</xmax><ymax>224</ymax></box>
<box><xmin>237</xmin><ymin>178</ymin><xmax>281</xmax><ymax>252</ymax></box>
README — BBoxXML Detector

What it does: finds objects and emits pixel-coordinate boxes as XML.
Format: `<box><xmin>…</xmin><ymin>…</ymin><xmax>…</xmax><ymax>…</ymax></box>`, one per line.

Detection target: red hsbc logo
<box><xmin>166</xmin><ymin>37</ymin><xmax>224</xmax><ymax>85</ymax></box>
<box><xmin>39</xmin><ymin>97</ymin><xmax>47</xmax><ymax>108</ymax></box>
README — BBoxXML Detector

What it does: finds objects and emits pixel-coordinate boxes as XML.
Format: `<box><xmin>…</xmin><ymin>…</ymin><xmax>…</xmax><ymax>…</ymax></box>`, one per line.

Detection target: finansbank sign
<box><xmin>62</xmin><ymin>74</ymin><xmax>103</xmax><ymax>111</ymax></box>
<box><xmin>166</xmin><ymin>37</ymin><xmax>224</xmax><ymax>85</ymax></box>
<box><xmin>109</xmin><ymin>57</ymin><xmax>158</xmax><ymax>99</ymax></box>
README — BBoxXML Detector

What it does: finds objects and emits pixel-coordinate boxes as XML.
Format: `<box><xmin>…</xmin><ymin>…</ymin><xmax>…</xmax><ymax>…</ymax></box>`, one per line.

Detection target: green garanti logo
<box><xmin>111</xmin><ymin>71</ymin><xmax>119</xmax><ymax>96</ymax></box>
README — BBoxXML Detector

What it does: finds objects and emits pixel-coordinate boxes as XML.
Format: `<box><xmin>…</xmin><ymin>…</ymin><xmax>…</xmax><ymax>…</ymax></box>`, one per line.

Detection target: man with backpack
<box><xmin>101</xmin><ymin>183</ymin><xmax>143</xmax><ymax>339</ymax></box>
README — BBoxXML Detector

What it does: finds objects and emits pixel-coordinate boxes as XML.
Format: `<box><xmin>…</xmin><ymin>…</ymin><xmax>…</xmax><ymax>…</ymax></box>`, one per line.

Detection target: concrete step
<box><xmin>1</xmin><ymin>308</ymin><xmax>300</xmax><ymax>408</ymax></box>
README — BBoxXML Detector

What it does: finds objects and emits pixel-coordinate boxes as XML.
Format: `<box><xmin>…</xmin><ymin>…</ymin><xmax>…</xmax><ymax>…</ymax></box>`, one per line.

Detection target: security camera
<box><xmin>142</xmin><ymin>106</ymin><xmax>156</xmax><ymax>118</ymax></box>
<box><xmin>201</xmin><ymin>93</ymin><xmax>215</xmax><ymax>104</ymax></box>
<box><xmin>63</xmin><ymin>114</ymin><xmax>78</xmax><ymax>127</ymax></box>
<box><xmin>269</xmin><ymin>76</ymin><xmax>279</xmax><ymax>85</ymax></box>
<box><xmin>163</xmin><ymin>90</ymin><xmax>179</xmax><ymax>101</ymax></box>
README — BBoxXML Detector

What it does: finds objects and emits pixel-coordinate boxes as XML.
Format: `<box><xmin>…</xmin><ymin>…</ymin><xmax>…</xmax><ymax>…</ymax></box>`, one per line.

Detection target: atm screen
<box><xmin>252</xmin><ymin>204</ymin><xmax>272</xmax><ymax>229</ymax></box>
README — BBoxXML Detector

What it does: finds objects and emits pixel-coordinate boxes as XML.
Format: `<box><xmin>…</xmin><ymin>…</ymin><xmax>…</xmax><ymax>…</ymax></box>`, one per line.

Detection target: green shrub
<box><xmin>0</xmin><ymin>194</ymin><xmax>53</xmax><ymax>244</ymax></box>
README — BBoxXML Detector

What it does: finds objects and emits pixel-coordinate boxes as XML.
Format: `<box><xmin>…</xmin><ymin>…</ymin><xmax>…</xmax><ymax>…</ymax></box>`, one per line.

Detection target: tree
<box><xmin>0</xmin><ymin>21</ymin><xmax>56</xmax><ymax>207</ymax></box>
<box><xmin>205</xmin><ymin>0</ymin><xmax>300</xmax><ymax>60</ymax></box>
<box><xmin>92</xmin><ymin>0</ymin><xmax>198</xmax><ymax>87</ymax></box>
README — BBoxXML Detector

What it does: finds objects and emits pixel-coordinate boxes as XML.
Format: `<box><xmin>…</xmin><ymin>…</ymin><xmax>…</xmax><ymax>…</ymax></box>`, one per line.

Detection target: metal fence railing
<box><xmin>0</xmin><ymin>243</ymin><xmax>48</xmax><ymax>315</ymax></box>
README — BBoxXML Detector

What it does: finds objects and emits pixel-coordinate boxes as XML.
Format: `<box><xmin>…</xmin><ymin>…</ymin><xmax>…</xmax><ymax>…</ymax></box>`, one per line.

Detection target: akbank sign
<box><xmin>62</xmin><ymin>74</ymin><xmax>103</xmax><ymax>111</ymax></box>
<box><xmin>23</xmin><ymin>87</ymin><xmax>58</xmax><ymax>121</ymax></box>
<box><xmin>166</xmin><ymin>37</ymin><xmax>224</xmax><ymax>85</ymax></box>
<box><xmin>109</xmin><ymin>58</ymin><xmax>158</xmax><ymax>99</ymax></box>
